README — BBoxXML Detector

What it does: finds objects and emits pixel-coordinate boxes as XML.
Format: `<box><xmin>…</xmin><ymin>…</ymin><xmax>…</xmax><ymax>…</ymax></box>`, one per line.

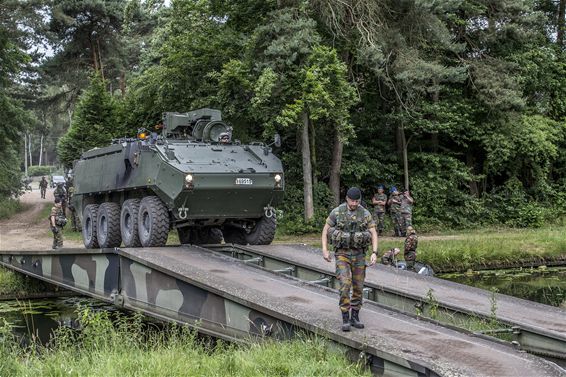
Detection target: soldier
<box><xmin>321</xmin><ymin>187</ymin><xmax>379</xmax><ymax>332</ymax></box>
<box><xmin>67</xmin><ymin>183</ymin><xmax>79</xmax><ymax>232</ymax></box>
<box><xmin>371</xmin><ymin>184</ymin><xmax>387</xmax><ymax>236</ymax></box>
<box><xmin>53</xmin><ymin>183</ymin><xmax>67</xmax><ymax>216</ymax></box>
<box><xmin>381</xmin><ymin>247</ymin><xmax>400</xmax><ymax>266</ymax></box>
<box><xmin>404</xmin><ymin>226</ymin><xmax>418</xmax><ymax>271</ymax></box>
<box><xmin>400</xmin><ymin>189</ymin><xmax>414</xmax><ymax>236</ymax></box>
<box><xmin>39</xmin><ymin>176</ymin><xmax>48</xmax><ymax>199</ymax></box>
<box><xmin>388</xmin><ymin>186</ymin><xmax>402</xmax><ymax>237</ymax></box>
<box><xmin>49</xmin><ymin>197</ymin><xmax>67</xmax><ymax>249</ymax></box>
<box><xmin>218</xmin><ymin>132</ymin><xmax>231</xmax><ymax>144</ymax></box>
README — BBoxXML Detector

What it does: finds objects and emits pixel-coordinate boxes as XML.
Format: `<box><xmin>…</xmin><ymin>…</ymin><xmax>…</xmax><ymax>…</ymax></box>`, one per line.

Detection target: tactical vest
<box><xmin>330</xmin><ymin>203</ymin><xmax>371</xmax><ymax>249</ymax></box>
<box><xmin>50</xmin><ymin>208</ymin><xmax>67</xmax><ymax>227</ymax></box>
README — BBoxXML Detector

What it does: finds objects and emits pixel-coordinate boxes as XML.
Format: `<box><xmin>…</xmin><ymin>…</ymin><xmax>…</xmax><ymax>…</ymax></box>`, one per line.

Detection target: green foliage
<box><xmin>279</xmin><ymin>182</ymin><xmax>334</xmax><ymax>234</ymax></box>
<box><xmin>57</xmin><ymin>74</ymin><xmax>120</xmax><ymax>167</ymax></box>
<box><xmin>0</xmin><ymin>199</ymin><xmax>22</xmax><ymax>220</ymax></box>
<box><xmin>27</xmin><ymin>166</ymin><xmax>55</xmax><ymax>177</ymax></box>
<box><xmin>1</xmin><ymin>308</ymin><xmax>369</xmax><ymax>376</ymax></box>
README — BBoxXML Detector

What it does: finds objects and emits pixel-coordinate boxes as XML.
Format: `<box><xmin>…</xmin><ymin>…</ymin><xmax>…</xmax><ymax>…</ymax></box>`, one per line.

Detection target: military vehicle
<box><xmin>72</xmin><ymin>108</ymin><xmax>284</xmax><ymax>249</ymax></box>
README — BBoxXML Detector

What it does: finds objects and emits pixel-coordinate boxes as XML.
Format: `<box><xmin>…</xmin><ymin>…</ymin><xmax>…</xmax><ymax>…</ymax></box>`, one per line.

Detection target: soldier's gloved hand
<box><xmin>51</xmin><ymin>226</ymin><xmax>59</xmax><ymax>234</ymax></box>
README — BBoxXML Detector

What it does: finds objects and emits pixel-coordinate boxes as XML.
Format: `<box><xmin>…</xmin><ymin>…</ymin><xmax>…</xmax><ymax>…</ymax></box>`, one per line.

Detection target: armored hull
<box><xmin>72</xmin><ymin>109</ymin><xmax>284</xmax><ymax>248</ymax></box>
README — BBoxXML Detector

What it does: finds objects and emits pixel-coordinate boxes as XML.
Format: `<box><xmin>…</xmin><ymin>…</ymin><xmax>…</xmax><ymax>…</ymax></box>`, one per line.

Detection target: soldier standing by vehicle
<box><xmin>400</xmin><ymin>189</ymin><xmax>414</xmax><ymax>236</ymax></box>
<box><xmin>404</xmin><ymin>226</ymin><xmax>418</xmax><ymax>271</ymax></box>
<box><xmin>39</xmin><ymin>176</ymin><xmax>48</xmax><ymax>199</ymax></box>
<box><xmin>49</xmin><ymin>198</ymin><xmax>66</xmax><ymax>249</ymax></box>
<box><xmin>388</xmin><ymin>186</ymin><xmax>402</xmax><ymax>237</ymax></box>
<box><xmin>371</xmin><ymin>184</ymin><xmax>387</xmax><ymax>236</ymax></box>
<box><xmin>53</xmin><ymin>183</ymin><xmax>67</xmax><ymax>216</ymax></box>
<box><xmin>321</xmin><ymin>187</ymin><xmax>379</xmax><ymax>332</ymax></box>
<box><xmin>67</xmin><ymin>183</ymin><xmax>79</xmax><ymax>231</ymax></box>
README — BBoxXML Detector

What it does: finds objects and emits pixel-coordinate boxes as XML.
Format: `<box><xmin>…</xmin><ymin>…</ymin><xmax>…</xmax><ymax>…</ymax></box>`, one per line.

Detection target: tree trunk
<box><xmin>301</xmin><ymin>111</ymin><xmax>314</xmax><ymax>221</ymax></box>
<box><xmin>39</xmin><ymin>134</ymin><xmax>43</xmax><ymax>166</ymax></box>
<box><xmin>309</xmin><ymin>118</ymin><xmax>317</xmax><ymax>185</ymax></box>
<box><xmin>97</xmin><ymin>38</ymin><xmax>105</xmax><ymax>81</ymax></box>
<box><xmin>28</xmin><ymin>133</ymin><xmax>32</xmax><ymax>167</ymax></box>
<box><xmin>329</xmin><ymin>128</ymin><xmax>343</xmax><ymax>207</ymax></box>
<box><xmin>120</xmin><ymin>71</ymin><xmax>126</xmax><ymax>96</ymax></box>
<box><xmin>400</xmin><ymin>125</ymin><xmax>409</xmax><ymax>191</ymax></box>
<box><xmin>91</xmin><ymin>39</ymin><xmax>99</xmax><ymax>72</ymax></box>
<box><xmin>24</xmin><ymin>133</ymin><xmax>28</xmax><ymax>176</ymax></box>
<box><xmin>558</xmin><ymin>0</ymin><xmax>566</xmax><ymax>47</ymax></box>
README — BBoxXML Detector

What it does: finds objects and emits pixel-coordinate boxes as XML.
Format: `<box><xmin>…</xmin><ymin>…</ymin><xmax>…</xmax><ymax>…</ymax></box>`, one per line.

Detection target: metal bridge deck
<box><xmin>224</xmin><ymin>244</ymin><xmax>566</xmax><ymax>359</ymax></box>
<box><xmin>0</xmin><ymin>246</ymin><xmax>563</xmax><ymax>377</ymax></box>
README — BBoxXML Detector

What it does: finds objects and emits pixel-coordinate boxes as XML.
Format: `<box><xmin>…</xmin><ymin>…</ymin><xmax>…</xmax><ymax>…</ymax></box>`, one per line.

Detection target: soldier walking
<box><xmin>53</xmin><ymin>183</ymin><xmax>67</xmax><ymax>216</ymax></box>
<box><xmin>371</xmin><ymin>184</ymin><xmax>387</xmax><ymax>236</ymax></box>
<box><xmin>400</xmin><ymin>189</ymin><xmax>414</xmax><ymax>236</ymax></box>
<box><xmin>49</xmin><ymin>198</ymin><xmax>67</xmax><ymax>249</ymax></box>
<box><xmin>39</xmin><ymin>176</ymin><xmax>48</xmax><ymax>199</ymax></box>
<box><xmin>321</xmin><ymin>187</ymin><xmax>379</xmax><ymax>332</ymax></box>
<box><xmin>404</xmin><ymin>226</ymin><xmax>418</xmax><ymax>271</ymax></box>
<box><xmin>388</xmin><ymin>186</ymin><xmax>402</xmax><ymax>237</ymax></box>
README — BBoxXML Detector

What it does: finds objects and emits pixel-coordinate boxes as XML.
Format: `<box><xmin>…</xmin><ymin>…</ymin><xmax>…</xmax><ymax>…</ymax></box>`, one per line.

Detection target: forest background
<box><xmin>1</xmin><ymin>0</ymin><xmax>565</xmax><ymax>234</ymax></box>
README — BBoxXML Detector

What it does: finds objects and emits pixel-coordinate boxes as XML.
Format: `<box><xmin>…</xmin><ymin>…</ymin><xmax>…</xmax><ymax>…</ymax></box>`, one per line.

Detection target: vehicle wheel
<box><xmin>82</xmin><ymin>204</ymin><xmax>100</xmax><ymax>249</ymax></box>
<box><xmin>245</xmin><ymin>214</ymin><xmax>276</xmax><ymax>245</ymax></box>
<box><xmin>222</xmin><ymin>226</ymin><xmax>247</xmax><ymax>245</ymax></box>
<box><xmin>121</xmin><ymin>199</ymin><xmax>141</xmax><ymax>247</ymax></box>
<box><xmin>97</xmin><ymin>202</ymin><xmax>122</xmax><ymax>248</ymax></box>
<box><xmin>138</xmin><ymin>196</ymin><xmax>169</xmax><ymax>247</ymax></box>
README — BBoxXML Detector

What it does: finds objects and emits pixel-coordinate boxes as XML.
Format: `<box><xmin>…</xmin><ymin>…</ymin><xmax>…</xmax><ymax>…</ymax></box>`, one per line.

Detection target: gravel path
<box><xmin>0</xmin><ymin>188</ymin><xmax>82</xmax><ymax>251</ymax></box>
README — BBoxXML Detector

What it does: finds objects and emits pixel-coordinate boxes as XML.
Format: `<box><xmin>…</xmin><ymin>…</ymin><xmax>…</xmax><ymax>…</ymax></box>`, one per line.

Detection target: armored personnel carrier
<box><xmin>72</xmin><ymin>108</ymin><xmax>284</xmax><ymax>249</ymax></box>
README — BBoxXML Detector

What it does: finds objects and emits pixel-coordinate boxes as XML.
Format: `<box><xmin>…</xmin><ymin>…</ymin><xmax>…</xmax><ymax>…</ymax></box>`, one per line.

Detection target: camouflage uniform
<box><xmin>372</xmin><ymin>192</ymin><xmax>387</xmax><ymax>236</ymax></box>
<box><xmin>326</xmin><ymin>203</ymin><xmax>375</xmax><ymax>315</ymax></box>
<box><xmin>53</xmin><ymin>184</ymin><xmax>67</xmax><ymax>216</ymax></box>
<box><xmin>39</xmin><ymin>177</ymin><xmax>48</xmax><ymax>199</ymax></box>
<box><xmin>404</xmin><ymin>227</ymin><xmax>418</xmax><ymax>271</ymax></box>
<box><xmin>49</xmin><ymin>204</ymin><xmax>65</xmax><ymax>249</ymax></box>
<box><xmin>400</xmin><ymin>193</ymin><xmax>413</xmax><ymax>236</ymax></box>
<box><xmin>67</xmin><ymin>185</ymin><xmax>79</xmax><ymax>231</ymax></box>
<box><xmin>388</xmin><ymin>192</ymin><xmax>402</xmax><ymax>237</ymax></box>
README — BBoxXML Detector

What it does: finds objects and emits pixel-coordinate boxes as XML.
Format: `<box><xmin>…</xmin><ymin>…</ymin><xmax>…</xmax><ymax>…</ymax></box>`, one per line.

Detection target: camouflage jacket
<box><xmin>39</xmin><ymin>179</ymin><xmax>48</xmax><ymax>189</ymax></box>
<box><xmin>326</xmin><ymin>203</ymin><xmax>375</xmax><ymax>249</ymax></box>
<box><xmin>372</xmin><ymin>193</ymin><xmax>387</xmax><ymax>213</ymax></box>
<box><xmin>404</xmin><ymin>234</ymin><xmax>418</xmax><ymax>253</ymax></box>
<box><xmin>54</xmin><ymin>186</ymin><xmax>66</xmax><ymax>200</ymax></box>
<box><xmin>400</xmin><ymin>194</ymin><xmax>413</xmax><ymax>214</ymax></box>
<box><xmin>49</xmin><ymin>206</ymin><xmax>66</xmax><ymax>227</ymax></box>
<box><xmin>388</xmin><ymin>194</ymin><xmax>401</xmax><ymax>213</ymax></box>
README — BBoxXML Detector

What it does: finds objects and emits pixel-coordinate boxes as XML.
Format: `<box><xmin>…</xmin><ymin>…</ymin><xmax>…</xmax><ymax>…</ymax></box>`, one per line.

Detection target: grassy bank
<box><xmin>0</xmin><ymin>267</ymin><xmax>51</xmax><ymax>297</ymax></box>
<box><xmin>276</xmin><ymin>224</ymin><xmax>566</xmax><ymax>272</ymax></box>
<box><xmin>0</xmin><ymin>199</ymin><xmax>25</xmax><ymax>220</ymax></box>
<box><xmin>0</xmin><ymin>308</ymin><xmax>369</xmax><ymax>376</ymax></box>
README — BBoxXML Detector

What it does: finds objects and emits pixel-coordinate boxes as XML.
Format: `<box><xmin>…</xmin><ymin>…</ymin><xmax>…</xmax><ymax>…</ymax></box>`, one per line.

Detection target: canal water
<box><xmin>439</xmin><ymin>266</ymin><xmax>566</xmax><ymax>308</ymax></box>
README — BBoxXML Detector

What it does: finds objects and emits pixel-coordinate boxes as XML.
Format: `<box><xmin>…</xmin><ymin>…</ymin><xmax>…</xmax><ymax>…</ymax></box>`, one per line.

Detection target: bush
<box><xmin>0</xmin><ymin>198</ymin><xmax>22</xmax><ymax>219</ymax></box>
<box><xmin>27</xmin><ymin>166</ymin><xmax>55</xmax><ymax>177</ymax></box>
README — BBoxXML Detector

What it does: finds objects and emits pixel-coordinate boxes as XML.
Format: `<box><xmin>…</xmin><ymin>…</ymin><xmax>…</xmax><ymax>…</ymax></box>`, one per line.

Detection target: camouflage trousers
<box><xmin>69</xmin><ymin>208</ymin><xmax>80</xmax><ymax>231</ymax></box>
<box><xmin>52</xmin><ymin>226</ymin><xmax>63</xmax><ymax>248</ymax></box>
<box><xmin>335</xmin><ymin>249</ymin><xmax>366</xmax><ymax>313</ymax></box>
<box><xmin>404</xmin><ymin>250</ymin><xmax>416</xmax><ymax>271</ymax></box>
<box><xmin>401</xmin><ymin>213</ymin><xmax>412</xmax><ymax>236</ymax></box>
<box><xmin>374</xmin><ymin>212</ymin><xmax>385</xmax><ymax>235</ymax></box>
<box><xmin>391</xmin><ymin>212</ymin><xmax>402</xmax><ymax>236</ymax></box>
<box><xmin>40</xmin><ymin>188</ymin><xmax>46</xmax><ymax>199</ymax></box>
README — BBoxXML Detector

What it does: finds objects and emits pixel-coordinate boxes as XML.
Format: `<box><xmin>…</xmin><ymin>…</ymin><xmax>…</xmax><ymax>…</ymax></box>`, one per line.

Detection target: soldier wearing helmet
<box><xmin>321</xmin><ymin>187</ymin><xmax>379</xmax><ymax>332</ymax></box>
<box><xmin>218</xmin><ymin>132</ymin><xmax>231</xmax><ymax>144</ymax></box>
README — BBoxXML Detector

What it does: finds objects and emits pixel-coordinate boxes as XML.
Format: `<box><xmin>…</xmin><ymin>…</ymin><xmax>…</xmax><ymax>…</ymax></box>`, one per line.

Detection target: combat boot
<box><xmin>341</xmin><ymin>311</ymin><xmax>351</xmax><ymax>332</ymax></box>
<box><xmin>350</xmin><ymin>309</ymin><xmax>364</xmax><ymax>329</ymax></box>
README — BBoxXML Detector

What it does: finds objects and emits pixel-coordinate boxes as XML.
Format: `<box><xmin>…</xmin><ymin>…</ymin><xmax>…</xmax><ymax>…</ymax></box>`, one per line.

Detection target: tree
<box><xmin>57</xmin><ymin>74</ymin><xmax>120</xmax><ymax>167</ymax></box>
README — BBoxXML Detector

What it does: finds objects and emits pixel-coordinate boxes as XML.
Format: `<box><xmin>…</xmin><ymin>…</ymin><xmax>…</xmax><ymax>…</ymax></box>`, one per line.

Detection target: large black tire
<box><xmin>178</xmin><ymin>227</ymin><xmax>223</xmax><ymax>245</ymax></box>
<box><xmin>222</xmin><ymin>226</ymin><xmax>247</xmax><ymax>245</ymax></box>
<box><xmin>121</xmin><ymin>199</ymin><xmax>141</xmax><ymax>247</ymax></box>
<box><xmin>245</xmin><ymin>214</ymin><xmax>276</xmax><ymax>245</ymax></box>
<box><xmin>97</xmin><ymin>202</ymin><xmax>122</xmax><ymax>248</ymax></box>
<box><xmin>138</xmin><ymin>196</ymin><xmax>169</xmax><ymax>247</ymax></box>
<box><xmin>82</xmin><ymin>204</ymin><xmax>99</xmax><ymax>249</ymax></box>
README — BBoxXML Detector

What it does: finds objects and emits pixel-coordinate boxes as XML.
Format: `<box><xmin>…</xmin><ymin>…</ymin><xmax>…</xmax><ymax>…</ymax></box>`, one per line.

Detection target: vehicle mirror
<box><xmin>274</xmin><ymin>133</ymin><xmax>281</xmax><ymax>148</ymax></box>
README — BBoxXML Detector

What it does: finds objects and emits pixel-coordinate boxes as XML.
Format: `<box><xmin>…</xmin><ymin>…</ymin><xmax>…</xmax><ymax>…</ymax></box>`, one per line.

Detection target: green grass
<box><xmin>0</xmin><ymin>267</ymin><xmax>51</xmax><ymax>297</ymax></box>
<box><xmin>275</xmin><ymin>224</ymin><xmax>566</xmax><ymax>272</ymax></box>
<box><xmin>0</xmin><ymin>308</ymin><xmax>370</xmax><ymax>377</ymax></box>
<box><xmin>0</xmin><ymin>199</ymin><xmax>25</xmax><ymax>220</ymax></box>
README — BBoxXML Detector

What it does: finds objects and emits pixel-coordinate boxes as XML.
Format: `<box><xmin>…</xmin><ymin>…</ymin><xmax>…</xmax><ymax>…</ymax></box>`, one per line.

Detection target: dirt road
<box><xmin>0</xmin><ymin>188</ymin><xmax>82</xmax><ymax>251</ymax></box>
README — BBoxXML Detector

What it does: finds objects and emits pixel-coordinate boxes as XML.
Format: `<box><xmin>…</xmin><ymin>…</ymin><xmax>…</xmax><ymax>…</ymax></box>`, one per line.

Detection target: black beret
<box><xmin>346</xmin><ymin>187</ymin><xmax>362</xmax><ymax>200</ymax></box>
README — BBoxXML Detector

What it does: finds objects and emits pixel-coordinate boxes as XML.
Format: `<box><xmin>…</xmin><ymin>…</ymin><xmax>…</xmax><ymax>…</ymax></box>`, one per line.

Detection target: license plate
<box><xmin>235</xmin><ymin>178</ymin><xmax>253</xmax><ymax>185</ymax></box>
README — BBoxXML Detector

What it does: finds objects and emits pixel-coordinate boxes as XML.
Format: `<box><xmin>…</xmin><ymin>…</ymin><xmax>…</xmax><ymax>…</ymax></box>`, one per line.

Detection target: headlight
<box><xmin>185</xmin><ymin>174</ymin><xmax>193</xmax><ymax>183</ymax></box>
<box><xmin>274</xmin><ymin>174</ymin><xmax>282</xmax><ymax>183</ymax></box>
